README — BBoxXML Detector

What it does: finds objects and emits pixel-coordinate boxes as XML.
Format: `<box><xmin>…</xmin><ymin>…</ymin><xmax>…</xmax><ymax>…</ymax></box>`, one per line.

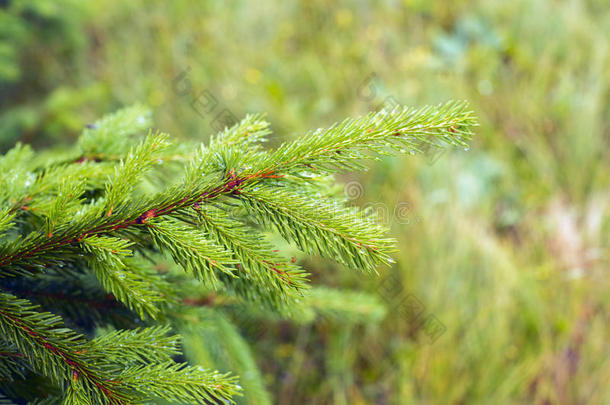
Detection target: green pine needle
<box><xmin>0</xmin><ymin>101</ymin><xmax>476</xmax><ymax>403</ymax></box>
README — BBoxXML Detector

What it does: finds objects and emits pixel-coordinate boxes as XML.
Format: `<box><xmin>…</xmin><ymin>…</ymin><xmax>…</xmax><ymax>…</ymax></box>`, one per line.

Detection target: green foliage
<box><xmin>0</xmin><ymin>103</ymin><xmax>474</xmax><ymax>403</ymax></box>
<box><xmin>4</xmin><ymin>1</ymin><xmax>608</xmax><ymax>403</ymax></box>
<box><xmin>82</xmin><ymin>236</ymin><xmax>168</xmax><ymax>319</ymax></box>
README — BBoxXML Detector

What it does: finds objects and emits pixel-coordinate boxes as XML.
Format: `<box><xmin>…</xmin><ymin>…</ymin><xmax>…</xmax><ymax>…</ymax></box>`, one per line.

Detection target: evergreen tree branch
<box><xmin>0</xmin><ymin>291</ymin><xmax>241</xmax><ymax>403</ymax></box>
<box><xmin>0</xmin><ymin>291</ymin><xmax>129</xmax><ymax>404</ymax></box>
<box><xmin>0</xmin><ymin>101</ymin><xmax>477</xmax><ymax>402</ymax></box>
<box><xmin>79</xmin><ymin>236</ymin><xmax>177</xmax><ymax>319</ymax></box>
<box><xmin>118</xmin><ymin>362</ymin><xmax>241</xmax><ymax>404</ymax></box>
<box><xmin>104</xmin><ymin>132</ymin><xmax>171</xmax><ymax>216</ymax></box>
<box><xmin>208</xmin><ymin>114</ymin><xmax>271</xmax><ymax>150</ymax></box>
<box><xmin>239</xmin><ymin>184</ymin><xmax>395</xmax><ymax>271</ymax></box>
<box><xmin>254</xmin><ymin>100</ymin><xmax>475</xmax><ymax>175</ymax></box>
<box><xmin>87</xmin><ymin>326</ymin><xmax>180</xmax><ymax>366</ymax></box>
<box><xmin>78</xmin><ymin>104</ymin><xmax>153</xmax><ymax>159</ymax></box>
<box><xmin>0</xmin><ymin>101</ymin><xmax>474</xmax><ymax>281</ymax></box>
<box><xmin>1</xmin><ymin>266</ymin><xmax>136</xmax><ymax>329</ymax></box>
<box><xmin>147</xmin><ymin>217</ymin><xmax>238</xmax><ymax>287</ymax></box>
<box><xmin>196</xmin><ymin>204</ymin><xmax>309</xmax><ymax>304</ymax></box>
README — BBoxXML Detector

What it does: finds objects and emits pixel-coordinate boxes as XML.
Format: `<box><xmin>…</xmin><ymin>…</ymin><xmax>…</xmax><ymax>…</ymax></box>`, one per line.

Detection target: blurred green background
<box><xmin>1</xmin><ymin>0</ymin><xmax>609</xmax><ymax>403</ymax></box>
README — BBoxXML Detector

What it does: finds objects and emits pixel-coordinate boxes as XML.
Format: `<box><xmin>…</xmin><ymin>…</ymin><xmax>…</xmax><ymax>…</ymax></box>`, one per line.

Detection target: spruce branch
<box><xmin>0</xmin><ymin>100</ymin><xmax>476</xmax><ymax>402</ymax></box>
<box><xmin>252</xmin><ymin>100</ymin><xmax>475</xmax><ymax>175</ymax></box>
<box><xmin>2</xmin><ymin>266</ymin><xmax>137</xmax><ymax>329</ymax></box>
<box><xmin>4</xmin><ymin>160</ymin><xmax>115</xmax><ymax>218</ymax></box>
<box><xmin>0</xmin><ymin>291</ymin><xmax>127</xmax><ymax>403</ymax></box>
<box><xmin>208</xmin><ymin>113</ymin><xmax>271</xmax><ymax>150</ymax></box>
<box><xmin>147</xmin><ymin>217</ymin><xmax>238</xmax><ymax>287</ymax></box>
<box><xmin>87</xmin><ymin>326</ymin><xmax>180</xmax><ymax>366</ymax></box>
<box><xmin>196</xmin><ymin>204</ymin><xmax>309</xmax><ymax>304</ymax></box>
<box><xmin>82</xmin><ymin>236</ymin><xmax>165</xmax><ymax>319</ymax></box>
<box><xmin>239</xmin><ymin>184</ymin><xmax>395</xmax><ymax>271</ymax></box>
<box><xmin>0</xmin><ymin>291</ymin><xmax>241</xmax><ymax>404</ymax></box>
<box><xmin>1</xmin><ymin>101</ymin><xmax>474</xmax><ymax>276</ymax></box>
<box><xmin>104</xmin><ymin>132</ymin><xmax>171</xmax><ymax>216</ymax></box>
<box><xmin>118</xmin><ymin>362</ymin><xmax>241</xmax><ymax>404</ymax></box>
<box><xmin>78</xmin><ymin>104</ymin><xmax>153</xmax><ymax>159</ymax></box>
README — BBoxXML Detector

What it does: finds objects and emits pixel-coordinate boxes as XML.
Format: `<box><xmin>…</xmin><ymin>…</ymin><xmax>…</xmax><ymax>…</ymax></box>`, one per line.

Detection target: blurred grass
<box><xmin>1</xmin><ymin>0</ymin><xmax>609</xmax><ymax>403</ymax></box>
